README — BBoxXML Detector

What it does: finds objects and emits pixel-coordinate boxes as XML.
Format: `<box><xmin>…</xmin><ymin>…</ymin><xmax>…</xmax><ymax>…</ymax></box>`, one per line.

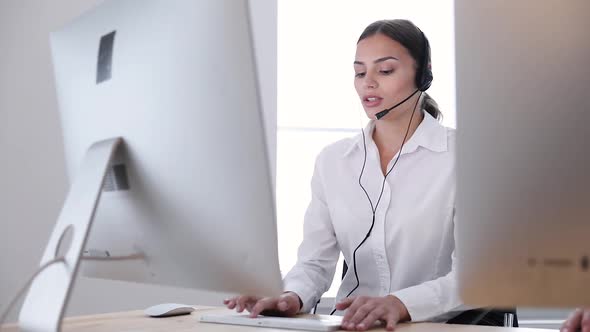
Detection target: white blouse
<box><xmin>283</xmin><ymin>111</ymin><xmax>468</xmax><ymax>322</ymax></box>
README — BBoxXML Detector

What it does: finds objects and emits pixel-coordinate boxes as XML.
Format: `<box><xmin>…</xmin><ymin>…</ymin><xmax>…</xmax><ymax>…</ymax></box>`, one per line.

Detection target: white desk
<box><xmin>1</xmin><ymin>306</ymin><xmax>556</xmax><ymax>331</ymax></box>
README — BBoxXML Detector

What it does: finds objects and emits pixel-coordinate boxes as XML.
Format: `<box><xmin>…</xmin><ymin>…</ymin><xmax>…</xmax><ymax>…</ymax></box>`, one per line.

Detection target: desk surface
<box><xmin>2</xmin><ymin>306</ymin><xmax>555</xmax><ymax>332</ymax></box>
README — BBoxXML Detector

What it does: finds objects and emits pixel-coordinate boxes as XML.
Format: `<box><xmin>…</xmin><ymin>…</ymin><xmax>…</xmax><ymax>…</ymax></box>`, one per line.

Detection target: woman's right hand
<box><xmin>223</xmin><ymin>291</ymin><xmax>302</xmax><ymax>318</ymax></box>
<box><xmin>561</xmin><ymin>308</ymin><xmax>590</xmax><ymax>332</ymax></box>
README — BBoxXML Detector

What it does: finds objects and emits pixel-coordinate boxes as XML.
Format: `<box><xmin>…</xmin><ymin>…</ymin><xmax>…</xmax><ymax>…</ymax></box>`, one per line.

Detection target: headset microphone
<box><xmin>374</xmin><ymin>89</ymin><xmax>420</xmax><ymax>120</ymax></box>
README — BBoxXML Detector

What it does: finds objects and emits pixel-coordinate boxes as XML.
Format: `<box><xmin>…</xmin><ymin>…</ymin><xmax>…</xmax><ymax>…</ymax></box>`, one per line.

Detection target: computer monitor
<box><xmin>19</xmin><ymin>0</ymin><xmax>282</xmax><ymax>330</ymax></box>
<box><xmin>455</xmin><ymin>0</ymin><xmax>590</xmax><ymax>307</ymax></box>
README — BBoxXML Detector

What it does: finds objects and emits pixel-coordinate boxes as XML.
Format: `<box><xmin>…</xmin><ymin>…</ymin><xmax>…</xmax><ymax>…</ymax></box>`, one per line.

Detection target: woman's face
<box><xmin>354</xmin><ymin>33</ymin><xmax>418</xmax><ymax>119</ymax></box>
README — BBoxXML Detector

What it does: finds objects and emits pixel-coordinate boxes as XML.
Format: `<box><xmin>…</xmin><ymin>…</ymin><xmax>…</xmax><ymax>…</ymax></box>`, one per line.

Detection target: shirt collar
<box><xmin>342</xmin><ymin>110</ymin><xmax>448</xmax><ymax>157</ymax></box>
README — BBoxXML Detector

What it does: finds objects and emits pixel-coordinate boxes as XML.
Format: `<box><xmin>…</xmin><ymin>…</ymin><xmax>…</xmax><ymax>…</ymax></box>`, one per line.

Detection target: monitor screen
<box><xmin>455</xmin><ymin>0</ymin><xmax>590</xmax><ymax>307</ymax></box>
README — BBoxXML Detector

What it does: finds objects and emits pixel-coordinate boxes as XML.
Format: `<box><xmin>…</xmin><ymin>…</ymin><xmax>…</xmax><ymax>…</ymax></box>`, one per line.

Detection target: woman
<box><xmin>225</xmin><ymin>19</ymin><xmax>464</xmax><ymax>331</ymax></box>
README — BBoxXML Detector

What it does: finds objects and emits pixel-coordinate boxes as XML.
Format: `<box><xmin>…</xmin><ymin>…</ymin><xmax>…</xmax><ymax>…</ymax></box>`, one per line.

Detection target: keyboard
<box><xmin>200</xmin><ymin>313</ymin><xmax>343</xmax><ymax>331</ymax></box>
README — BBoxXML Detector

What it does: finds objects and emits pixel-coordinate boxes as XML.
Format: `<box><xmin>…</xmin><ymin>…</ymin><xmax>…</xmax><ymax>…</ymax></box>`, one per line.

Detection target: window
<box><xmin>276</xmin><ymin>0</ymin><xmax>455</xmax><ymax>297</ymax></box>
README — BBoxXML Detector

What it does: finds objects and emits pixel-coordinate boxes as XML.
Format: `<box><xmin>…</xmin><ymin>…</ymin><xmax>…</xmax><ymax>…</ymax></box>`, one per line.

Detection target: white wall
<box><xmin>0</xmin><ymin>0</ymin><xmax>276</xmax><ymax>323</ymax></box>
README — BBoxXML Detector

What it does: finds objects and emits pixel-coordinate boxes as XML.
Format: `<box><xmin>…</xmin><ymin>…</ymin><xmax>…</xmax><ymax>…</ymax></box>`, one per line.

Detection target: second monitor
<box><xmin>20</xmin><ymin>0</ymin><xmax>282</xmax><ymax>330</ymax></box>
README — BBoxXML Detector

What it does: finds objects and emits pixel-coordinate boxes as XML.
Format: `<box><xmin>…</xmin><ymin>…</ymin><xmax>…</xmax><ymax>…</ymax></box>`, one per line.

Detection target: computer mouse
<box><xmin>144</xmin><ymin>303</ymin><xmax>195</xmax><ymax>317</ymax></box>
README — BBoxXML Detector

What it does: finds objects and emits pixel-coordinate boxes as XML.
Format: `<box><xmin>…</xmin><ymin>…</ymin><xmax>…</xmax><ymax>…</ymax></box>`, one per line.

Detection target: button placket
<box><xmin>372</xmin><ymin>180</ymin><xmax>392</xmax><ymax>294</ymax></box>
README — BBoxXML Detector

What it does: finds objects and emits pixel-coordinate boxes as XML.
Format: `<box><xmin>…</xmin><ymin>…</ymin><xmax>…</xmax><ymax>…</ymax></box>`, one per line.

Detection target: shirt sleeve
<box><xmin>391</xmin><ymin>208</ymin><xmax>473</xmax><ymax>322</ymax></box>
<box><xmin>282</xmin><ymin>151</ymin><xmax>340</xmax><ymax>313</ymax></box>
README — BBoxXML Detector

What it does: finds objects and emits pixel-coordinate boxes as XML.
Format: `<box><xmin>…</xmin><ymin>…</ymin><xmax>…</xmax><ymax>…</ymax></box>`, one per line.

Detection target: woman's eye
<box><xmin>380</xmin><ymin>69</ymin><xmax>394</xmax><ymax>75</ymax></box>
<box><xmin>355</xmin><ymin>72</ymin><xmax>366</xmax><ymax>78</ymax></box>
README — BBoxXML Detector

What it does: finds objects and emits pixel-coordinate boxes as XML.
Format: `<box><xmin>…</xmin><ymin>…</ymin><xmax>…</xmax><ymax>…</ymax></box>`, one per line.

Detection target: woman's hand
<box><xmin>223</xmin><ymin>291</ymin><xmax>302</xmax><ymax>318</ymax></box>
<box><xmin>561</xmin><ymin>308</ymin><xmax>590</xmax><ymax>332</ymax></box>
<box><xmin>336</xmin><ymin>295</ymin><xmax>410</xmax><ymax>331</ymax></box>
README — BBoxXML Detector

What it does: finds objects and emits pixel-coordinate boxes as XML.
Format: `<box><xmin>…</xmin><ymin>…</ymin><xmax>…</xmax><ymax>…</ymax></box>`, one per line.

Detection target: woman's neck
<box><xmin>372</xmin><ymin>109</ymin><xmax>424</xmax><ymax>156</ymax></box>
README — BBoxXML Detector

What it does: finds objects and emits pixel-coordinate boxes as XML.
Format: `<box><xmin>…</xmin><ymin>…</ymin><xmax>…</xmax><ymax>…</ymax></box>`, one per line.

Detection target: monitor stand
<box><xmin>17</xmin><ymin>138</ymin><xmax>122</xmax><ymax>332</ymax></box>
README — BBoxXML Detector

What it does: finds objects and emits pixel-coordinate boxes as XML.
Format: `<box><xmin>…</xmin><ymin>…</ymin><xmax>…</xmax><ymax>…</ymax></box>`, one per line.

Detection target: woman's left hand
<box><xmin>336</xmin><ymin>295</ymin><xmax>410</xmax><ymax>331</ymax></box>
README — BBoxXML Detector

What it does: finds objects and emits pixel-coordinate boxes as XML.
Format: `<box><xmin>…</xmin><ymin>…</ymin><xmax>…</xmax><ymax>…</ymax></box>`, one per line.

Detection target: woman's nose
<box><xmin>363</xmin><ymin>75</ymin><xmax>378</xmax><ymax>89</ymax></box>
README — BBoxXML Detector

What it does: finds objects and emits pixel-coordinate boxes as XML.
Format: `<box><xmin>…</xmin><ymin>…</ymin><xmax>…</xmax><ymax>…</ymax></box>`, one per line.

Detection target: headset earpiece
<box><xmin>416</xmin><ymin>31</ymin><xmax>433</xmax><ymax>92</ymax></box>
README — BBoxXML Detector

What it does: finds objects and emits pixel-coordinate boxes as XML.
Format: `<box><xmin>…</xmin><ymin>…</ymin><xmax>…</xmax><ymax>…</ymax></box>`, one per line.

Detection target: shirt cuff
<box><xmin>283</xmin><ymin>279</ymin><xmax>320</xmax><ymax>313</ymax></box>
<box><xmin>391</xmin><ymin>286</ymin><xmax>439</xmax><ymax>322</ymax></box>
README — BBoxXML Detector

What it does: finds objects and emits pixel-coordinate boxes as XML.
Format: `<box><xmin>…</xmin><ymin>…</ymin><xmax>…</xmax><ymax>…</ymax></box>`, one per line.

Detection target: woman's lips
<box><xmin>363</xmin><ymin>96</ymin><xmax>383</xmax><ymax>108</ymax></box>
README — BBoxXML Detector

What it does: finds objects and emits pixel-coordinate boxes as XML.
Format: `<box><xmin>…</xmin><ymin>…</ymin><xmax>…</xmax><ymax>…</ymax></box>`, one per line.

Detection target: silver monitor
<box><xmin>455</xmin><ymin>0</ymin><xmax>590</xmax><ymax>307</ymax></box>
<box><xmin>19</xmin><ymin>0</ymin><xmax>282</xmax><ymax>330</ymax></box>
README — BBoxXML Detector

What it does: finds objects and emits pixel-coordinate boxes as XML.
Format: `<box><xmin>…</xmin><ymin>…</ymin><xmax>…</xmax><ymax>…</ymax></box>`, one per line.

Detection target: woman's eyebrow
<box><xmin>354</xmin><ymin>56</ymin><xmax>399</xmax><ymax>66</ymax></box>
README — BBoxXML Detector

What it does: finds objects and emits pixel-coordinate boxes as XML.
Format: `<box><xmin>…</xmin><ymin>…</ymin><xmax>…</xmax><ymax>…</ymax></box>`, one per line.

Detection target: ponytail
<box><xmin>422</xmin><ymin>92</ymin><xmax>442</xmax><ymax>121</ymax></box>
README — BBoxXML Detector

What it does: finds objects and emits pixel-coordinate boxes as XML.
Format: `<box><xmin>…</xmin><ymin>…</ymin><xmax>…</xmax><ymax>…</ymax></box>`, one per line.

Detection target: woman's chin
<box><xmin>364</xmin><ymin>110</ymin><xmax>378</xmax><ymax>120</ymax></box>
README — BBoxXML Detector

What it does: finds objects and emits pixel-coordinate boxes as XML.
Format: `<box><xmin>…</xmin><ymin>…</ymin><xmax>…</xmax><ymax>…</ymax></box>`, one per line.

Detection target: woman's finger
<box><xmin>356</xmin><ymin>307</ymin><xmax>385</xmax><ymax>331</ymax></box>
<box><xmin>342</xmin><ymin>297</ymin><xmax>365</xmax><ymax>326</ymax></box>
<box><xmin>224</xmin><ymin>297</ymin><xmax>237</xmax><ymax>309</ymax></box>
<box><xmin>335</xmin><ymin>297</ymin><xmax>355</xmax><ymax>311</ymax></box>
<box><xmin>348</xmin><ymin>302</ymin><xmax>375</xmax><ymax>327</ymax></box>
<box><xmin>384</xmin><ymin>312</ymin><xmax>399</xmax><ymax>331</ymax></box>
<box><xmin>236</xmin><ymin>296</ymin><xmax>257</xmax><ymax>313</ymax></box>
<box><xmin>563</xmin><ymin>308</ymin><xmax>583</xmax><ymax>332</ymax></box>
<box><xmin>250</xmin><ymin>297</ymin><xmax>277</xmax><ymax>318</ymax></box>
<box><xmin>581</xmin><ymin>309</ymin><xmax>590</xmax><ymax>331</ymax></box>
